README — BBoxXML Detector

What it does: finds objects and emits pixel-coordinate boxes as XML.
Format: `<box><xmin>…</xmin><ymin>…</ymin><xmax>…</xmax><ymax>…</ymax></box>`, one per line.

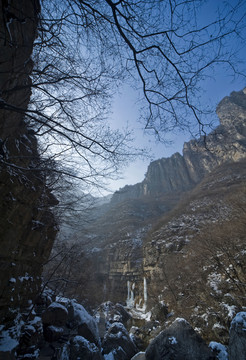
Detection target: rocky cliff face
<box><xmin>143</xmin><ymin>159</ymin><xmax>246</xmax><ymax>340</ymax></box>
<box><xmin>111</xmin><ymin>88</ymin><xmax>246</xmax><ymax>203</ymax></box>
<box><xmin>54</xmin><ymin>89</ymin><xmax>246</xmax><ymax>343</ymax></box>
<box><xmin>0</xmin><ymin>0</ymin><xmax>57</xmax><ymax>325</ymax></box>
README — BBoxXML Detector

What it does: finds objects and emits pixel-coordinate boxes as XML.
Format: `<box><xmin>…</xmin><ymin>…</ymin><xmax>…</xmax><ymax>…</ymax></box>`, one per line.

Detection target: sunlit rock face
<box><xmin>0</xmin><ymin>0</ymin><xmax>57</xmax><ymax>322</ymax></box>
<box><xmin>111</xmin><ymin>88</ymin><xmax>246</xmax><ymax>204</ymax></box>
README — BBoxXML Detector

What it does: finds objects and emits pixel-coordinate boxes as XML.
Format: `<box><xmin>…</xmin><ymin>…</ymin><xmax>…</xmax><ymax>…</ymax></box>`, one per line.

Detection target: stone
<box><xmin>43</xmin><ymin>325</ymin><xmax>64</xmax><ymax>343</ymax></box>
<box><xmin>145</xmin><ymin>318</ymin><xmax>215</xmax><ymax>360</ymax></box>
<box><xmin>102</xmin><ymin>322</ymin><xmax>138</xmax><ymax>360</ymax></box>
<box><xmin>228</xmin><ymin>312</ymin><xmax>246</xmax><ymax>360</ymax></box>
<box><xmin>42</xmin><ymin>302</ymin><xmax>68</xmax><ymax>327</ymax></box>
<box><xmin>209</xmin><ymin>342</ymin><xmax>228</xmax><ymax>360</ymax></box>
<box><xmin>67</xmin><ymin>300</ymin><xmax>100</xmax><ymax>346</ymax></box>
<box><xmin>69</xmin><ymin>336</ymin><xmax>102</xmax><ymax>360</ymax></box>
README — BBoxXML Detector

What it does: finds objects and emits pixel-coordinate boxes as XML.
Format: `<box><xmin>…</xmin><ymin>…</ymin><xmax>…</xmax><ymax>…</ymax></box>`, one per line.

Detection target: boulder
<box><xmin>67</xmin><ymin>300</ymin><xmax>100</xmax><ymax>346</ymax></box>
<box><xmin>228</xmin><ymin>312</ymin><xmax>246</xmax><ymax>360</ymax></box>
<box><xmin>69</xmin><ymin>336</ymin><xmax>102</xmax><ymax>360</ymax></box>
<box><xmin>43</xmin><ymin>325</ymin><xmax>64</xmax><ymax>342</ymax></box>
<box><xmin>95</xmin><ymin>302</ymin><xmax>131</xmax><ymax>325</ymax></box>
<box><xmin>209</xmin><ymin>342</ymin><xmax>228</xmax><ymax>360</ymax></box>
<box><xmin>102</xmin><ymin>322</ymin><xmax>138</xmax><ymax>360</ymax></box>
<box><xmin>145</xmin><ymin>318</ymin><xmax>215</xmax><ymax>360</ymax></box>
<box><xmin>42</xmin><ymin>302</ymin><xmax>68</xmax><ymax>327</ymax></box>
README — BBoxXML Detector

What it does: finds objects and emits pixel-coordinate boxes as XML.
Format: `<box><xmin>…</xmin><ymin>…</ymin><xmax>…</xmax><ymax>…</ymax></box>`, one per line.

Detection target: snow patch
<box><xmin>221</xmin><ymin>303</ymin><xmax>236</xmax><ymax>319</ymax></box>
<box><xmin>104</xmin><ymin>352</ymin><xmax>115</xmax><ymax>360</ymax></box>
<box><xmin>18</xmin><ymin>273</ymin><xmax>33</xmax><ymax>282</ymax></box>
<box><xmin>169</xmin><ymin>336</ymin><xmax>178</xmax><ymax>344</ymax></box>
<box><xmin>56</xmin><ymin>296</ymin><xmax>72</xmax><ymax>305</ymax></box>
<box><xmin>212</xmin><ymin>323</ymin><xmax>226</xmax><ymax>331</ymax></box>
<box><xmin>209</xmin><ymin>341</ymin><xmax>228</xmax><ymax>360</ymax></box>
<box><xmin>0</xmin><ymin>330</ymin><xmax>19</xmax><ymax>351</ymax></box>
<box><xmin>174</xmin><ymin>318</ymin><xmax>189</xmax><ymax>325</ymax></box>
<box><xmin>208</xmin><ymin>273</ymin><xmax>222</xmax><ymax>294</ymax></box>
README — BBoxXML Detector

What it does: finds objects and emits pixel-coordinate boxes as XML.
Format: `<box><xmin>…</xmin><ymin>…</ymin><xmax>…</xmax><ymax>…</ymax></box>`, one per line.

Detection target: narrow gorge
<box><xmin>0</xmin><ymin>0</ymin><xmax>246</xmax><ymax>359</ymax></box>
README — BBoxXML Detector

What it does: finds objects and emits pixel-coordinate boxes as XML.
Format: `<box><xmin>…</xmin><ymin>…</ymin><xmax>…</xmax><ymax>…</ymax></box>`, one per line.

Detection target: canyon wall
<box><xmin>0</xmin><ymin>0</ymin><xmax>57</xmax><ymax>323</ymax></box>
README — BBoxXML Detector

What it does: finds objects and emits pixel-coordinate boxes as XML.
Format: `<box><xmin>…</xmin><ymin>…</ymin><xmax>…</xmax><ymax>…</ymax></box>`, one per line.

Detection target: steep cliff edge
<box><xmin>111</xmin><ymin>88</ymin><xmax>246</xmax><ymax>203</ymax></box>
<box><xmin>0</xmin><ymin>0</ymin><xmax>57</xmax><ymax>326</ymax></box>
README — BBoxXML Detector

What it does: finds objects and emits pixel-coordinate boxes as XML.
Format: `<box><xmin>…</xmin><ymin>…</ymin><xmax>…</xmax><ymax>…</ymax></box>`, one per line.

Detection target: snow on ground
<box><xmin>0</xmin><ymin>329</ymin><xmax>19</xmax><ymax>352</ymax></box>
<box><xmin>221</xmin><ymin>303</ymin><xmax>236</xmax><ymax>320</ymax></box>
<box><xmin>0</xmin><ymin>313</ymin><xmax>24</xmax><ymax>352</ymax></box>
<box><xmin>208</xmin><ymin>273</ymin><xmax>222</xmax><ymax>294</ymax></box>
<box><xmin>129</xmin><ymin>308</ymin><xmax>152</xmax><ymax>321</ymax></box>
<box><xmin>56</xmin><ymin>295</ymin><xmax>71</xmax><ymax>305</ymax></box>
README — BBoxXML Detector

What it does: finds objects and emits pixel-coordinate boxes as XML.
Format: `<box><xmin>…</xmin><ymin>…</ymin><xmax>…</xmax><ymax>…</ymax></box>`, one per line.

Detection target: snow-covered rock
<box><xmin>102</xmin><ymin>322</ymin><xmax>138</xmax><ymax>360</ymax></box>
<box><xmin>67</xmin><ymin>300</ymin><xmax>100</xmax><ymax>346</ymax></box>
<box><xmin>228</xmin><ymin>312</ymin><xmax>246</xmax><ymax>360</ymax></box>
<box><xmin>209</xmin><ymin>341</ymin><xmax>228</xmax><ymax>360</ymax></box>
<box><xmin>42</xmin><ymin>302</ymin><xmax>68</xmax><ymax>327</ymax></box>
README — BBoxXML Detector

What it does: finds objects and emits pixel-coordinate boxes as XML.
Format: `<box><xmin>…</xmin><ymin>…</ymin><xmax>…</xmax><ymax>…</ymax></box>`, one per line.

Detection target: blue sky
<box><xmin>104</xmin><ymin>0</ymin><xmax>246</xmax><ymax>193</ymax></box>
<box><xmin>108</xmin><ymin>76</ymin><xmax>245</xmax><ymax>193</ymax></box>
